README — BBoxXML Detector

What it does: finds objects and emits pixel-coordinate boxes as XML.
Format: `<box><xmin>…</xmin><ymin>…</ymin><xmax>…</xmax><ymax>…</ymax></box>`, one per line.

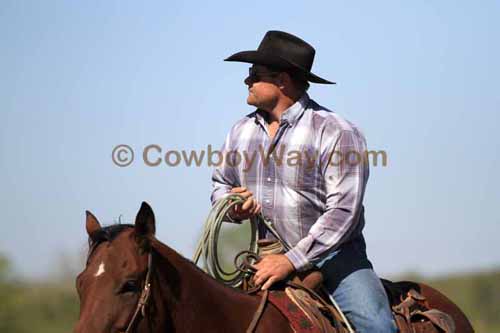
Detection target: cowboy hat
<box><xmin>224</xmin><ymin>30</ymin><xmax>335</xmax><ymax>84</ymax></box>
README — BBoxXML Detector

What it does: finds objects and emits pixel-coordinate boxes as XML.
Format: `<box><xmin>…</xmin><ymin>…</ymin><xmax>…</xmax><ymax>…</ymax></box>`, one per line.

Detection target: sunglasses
<box><xmin>248</xmin><ymin>67</ymin><xmax>280</xmax><ymax>81</ymax></box>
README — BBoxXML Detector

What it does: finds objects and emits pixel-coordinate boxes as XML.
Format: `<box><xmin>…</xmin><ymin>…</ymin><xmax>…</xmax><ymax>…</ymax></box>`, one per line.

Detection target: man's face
<box><xmin>244</xmin><ymin>65</ymin><xmax>282</xmax><ymax>110</ymax></box>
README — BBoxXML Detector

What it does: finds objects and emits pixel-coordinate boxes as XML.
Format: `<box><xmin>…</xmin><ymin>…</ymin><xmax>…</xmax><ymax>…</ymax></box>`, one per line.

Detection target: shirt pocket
<box><xmin>279</xmin><ymin>145</ymin><xmax>318</xmax><ymax>188</ymax></box>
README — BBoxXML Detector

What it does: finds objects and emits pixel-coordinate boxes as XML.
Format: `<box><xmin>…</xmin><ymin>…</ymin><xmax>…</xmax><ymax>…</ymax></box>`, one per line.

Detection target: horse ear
<box><xmin>134</xmin><ymin>202</ymin><xmax>156</xmax><ymax>237</ymax></box>
<box><xmin>86</xmin><ymin>211</ymin><xmax>102</xmax><ymax>236</ymax></box>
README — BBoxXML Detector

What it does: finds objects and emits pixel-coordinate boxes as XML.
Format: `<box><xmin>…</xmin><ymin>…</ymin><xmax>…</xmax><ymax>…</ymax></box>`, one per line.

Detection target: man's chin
<box><xmin>246</xmin><ymin>96</ymin><xmax>257</xmax><ymax>107</ymax></box>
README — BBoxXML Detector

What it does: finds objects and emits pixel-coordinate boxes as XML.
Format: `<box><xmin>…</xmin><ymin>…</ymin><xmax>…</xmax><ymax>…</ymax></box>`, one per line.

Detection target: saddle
<box><xmin>382</xmin><ymin>279</ymin><xmax>456</xmax><ymax>333</ymax></box>
<box><xmin>241</xmin><ymin>240</ymin><xmax>456</xmax><ymax>333</ymax></box>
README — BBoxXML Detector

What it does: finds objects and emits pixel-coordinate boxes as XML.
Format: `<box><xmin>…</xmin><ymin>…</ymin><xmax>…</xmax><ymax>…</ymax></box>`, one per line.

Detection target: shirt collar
<box><xmin>254</xmin><ymin>92</ymin><xmax>310</xmax><ymax>127</ymax></box>
<box><xmin>280</xmin><ymin>92</ymin><xmax>309</xmax><ymax>126</ymax></box>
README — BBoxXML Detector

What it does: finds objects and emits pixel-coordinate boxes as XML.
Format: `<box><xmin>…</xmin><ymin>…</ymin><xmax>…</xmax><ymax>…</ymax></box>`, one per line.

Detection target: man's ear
<box><xmin>278</xmin><ymin>72</ymin><xmax>291</xmax><ymax>90</ymax></box>
<box><xmin>86</xmin><ymin>211</ymin><xmax>102</xmax><ymax>236</ymax></box>
<box><xmin>134</xmin><ymin>202</ymin><xmax>156</xmax><ymax>237</ymax></box>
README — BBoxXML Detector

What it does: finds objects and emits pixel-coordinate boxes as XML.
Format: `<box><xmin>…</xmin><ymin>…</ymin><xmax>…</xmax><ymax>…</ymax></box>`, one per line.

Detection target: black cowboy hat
<box><xmin>225</xmin><ymin>30</ymin><xmax>335</xmax><ymax>84</ymax></box>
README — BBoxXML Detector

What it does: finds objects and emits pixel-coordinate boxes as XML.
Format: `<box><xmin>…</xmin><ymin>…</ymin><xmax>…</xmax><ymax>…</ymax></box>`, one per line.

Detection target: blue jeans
<box><xmin>316</xmin><ymin>236</ymin><xmax>398</xmax><ymax>333</ymax></box>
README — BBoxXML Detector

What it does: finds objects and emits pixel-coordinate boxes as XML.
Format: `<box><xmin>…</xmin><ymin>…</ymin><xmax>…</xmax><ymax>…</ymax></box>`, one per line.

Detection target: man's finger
<box><xmin>261</xmin><ymin>276</ymin><xmax>277</xmax><ymax>290</ymax></box>
<box><xmin>231</xmin><ymin>187</ymin><xmax>247</xmax><ymax>193</ymax></box>
<box><xmin>241</xmin><ymin>197</ymin><xmax>255</xmax><ymax>211</ymax></box>
<box><xmin>231</xmin><ymin>187</ymin><xmax>252</xmax><ymax>199</ymax></box>
<box><xmin>239</xmin><ymin>191</ymin><xmax>253</xmax><ymax>200</ymax></box>
<box><xmin>231</xmin><ymin>187</ymin><xmax>254</xmax><ymax>200</ymax></box>
<box><xmin>251</xmin><ymin>203</ymin><xmax>261</xmax><ymax>215</ymax></box>
<box><xmin>254</xmin><ymin>271</ymin><xmax>270</xmax><ymax>286</ymax></box>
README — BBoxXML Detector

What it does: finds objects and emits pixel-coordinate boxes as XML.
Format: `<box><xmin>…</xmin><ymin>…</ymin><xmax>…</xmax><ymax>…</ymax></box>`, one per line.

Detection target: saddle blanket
<box><xmin>268</xmin><ymin>290</ymin><xmax>318</xmax><ymax>332</ymax></box>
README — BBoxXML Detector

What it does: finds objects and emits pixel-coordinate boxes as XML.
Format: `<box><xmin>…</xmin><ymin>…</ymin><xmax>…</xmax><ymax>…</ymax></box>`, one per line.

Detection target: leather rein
<box><xmin>120</xmin><ymin>252</ymin><xmax>153</xmax><ymax>333</ymax></box>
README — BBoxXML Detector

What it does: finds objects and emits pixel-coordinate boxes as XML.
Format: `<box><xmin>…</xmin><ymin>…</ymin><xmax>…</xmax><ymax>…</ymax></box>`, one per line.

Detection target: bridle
<box><xmin>121</xmin><ymin>252</ymin><xmax>153</xmax><ymax>333</ymax></box>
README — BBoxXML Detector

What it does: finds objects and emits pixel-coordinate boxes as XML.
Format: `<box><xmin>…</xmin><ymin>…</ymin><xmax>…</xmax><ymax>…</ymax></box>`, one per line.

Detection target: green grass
<box><xmin>422</xmin><ymin>270</ymin><xmax>500</xmax><ymax>332</ymax></box>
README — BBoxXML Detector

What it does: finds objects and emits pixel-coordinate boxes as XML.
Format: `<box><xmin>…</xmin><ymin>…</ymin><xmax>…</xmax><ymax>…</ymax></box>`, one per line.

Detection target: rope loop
<box><xmin>234</xmin><ymin>250</ymin><xmax>260</xmax><ymax>274</ymax></box>
<box><xmin>193</xmin><ymin>194</ymin><xmax>259</xmax><ymax>287</ymax></box>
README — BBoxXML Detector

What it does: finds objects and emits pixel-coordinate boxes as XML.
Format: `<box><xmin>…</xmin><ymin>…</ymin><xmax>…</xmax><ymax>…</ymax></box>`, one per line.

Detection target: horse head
<box><xmin>74</xmin><ymin>202</ymin><xmax>294</xmax><ymax>333</ymax></box>
<box><xmin>74</xmin><ymin>202</ymin><xmax>156</xmax><ymax>333</ymax></box>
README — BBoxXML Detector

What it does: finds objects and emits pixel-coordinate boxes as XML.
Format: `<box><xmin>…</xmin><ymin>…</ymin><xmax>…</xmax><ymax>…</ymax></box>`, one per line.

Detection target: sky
<box><xmin>1</xmin><ymin>0</ymin><xmax>499</xmax><ymax>279</ymax></box>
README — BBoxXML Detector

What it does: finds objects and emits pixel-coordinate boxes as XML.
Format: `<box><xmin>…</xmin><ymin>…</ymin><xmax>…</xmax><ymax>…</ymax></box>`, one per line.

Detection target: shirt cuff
<box><xmin>211</xmin><ymin>188</ymin><xmax>229</xmax><ymax>206</ymax></box>
<box><xmin>285</xmin><ymin>246</ymin><xmax>311</xmax><ymax>272</ymax></box>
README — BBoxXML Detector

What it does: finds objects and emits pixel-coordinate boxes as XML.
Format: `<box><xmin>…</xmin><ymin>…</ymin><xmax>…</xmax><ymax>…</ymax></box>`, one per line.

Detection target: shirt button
<box><xmin>267</xmin><ymin>177</ymin><xmax>272</xmax><ymax>182</ymax></box>
<box><xmin>265</xmin><ymin>200</ymin><xmax>270</xmax><ymax>204</ymax></box>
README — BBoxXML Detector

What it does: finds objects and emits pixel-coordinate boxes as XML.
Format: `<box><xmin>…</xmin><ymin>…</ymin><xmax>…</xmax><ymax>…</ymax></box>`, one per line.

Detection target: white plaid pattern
<box><xmin>211</xmin><ymin>93</ymin><xmax>369</xmax><ymax>271</ymax></box>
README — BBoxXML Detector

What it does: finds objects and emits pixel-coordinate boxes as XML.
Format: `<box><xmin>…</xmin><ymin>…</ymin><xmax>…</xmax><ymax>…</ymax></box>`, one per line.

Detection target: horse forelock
<box><xmin>86</xmin><ymin>224</ymin><xmax>135</xmax><ymax>262</ymax></box>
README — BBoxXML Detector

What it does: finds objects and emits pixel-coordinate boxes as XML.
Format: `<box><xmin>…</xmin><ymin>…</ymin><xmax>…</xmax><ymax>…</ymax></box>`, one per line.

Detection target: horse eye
<box><xmin>119</xmin><ymin>280</ymin><xmax>140</xmax><ymax>294</ymax></box>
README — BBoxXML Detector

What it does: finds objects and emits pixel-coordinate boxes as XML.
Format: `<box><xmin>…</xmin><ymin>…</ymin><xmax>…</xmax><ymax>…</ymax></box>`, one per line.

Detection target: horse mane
<box><xmin>148</xmin><ymin>237</ymin><xmax>252</xmax><ymax>298</ymax></box>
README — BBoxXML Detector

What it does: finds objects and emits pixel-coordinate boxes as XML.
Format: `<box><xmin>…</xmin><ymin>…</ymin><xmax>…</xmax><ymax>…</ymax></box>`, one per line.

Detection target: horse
<box><xmin>74</xmin><ymin>202</ymin><xmax>474</xmax><ymax>333</ymax></box>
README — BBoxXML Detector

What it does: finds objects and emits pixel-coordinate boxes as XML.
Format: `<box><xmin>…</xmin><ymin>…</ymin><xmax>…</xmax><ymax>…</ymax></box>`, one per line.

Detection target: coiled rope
<box><xmin>193</xmin><ymin>194</ymin><xmax>291</xmax><ymax>287</ymax></box>
<box><xmin>193</xmin><ymin>194</ymin><xmax>355</xmax><ymax>333</ymax></box>
<box><xmin>193</xmin><ymin>194</ymin><xmax>259</xmax><ymax>287</ymax></box>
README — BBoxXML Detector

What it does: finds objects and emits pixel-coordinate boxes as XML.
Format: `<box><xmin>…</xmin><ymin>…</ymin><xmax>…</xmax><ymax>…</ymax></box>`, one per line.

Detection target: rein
<box><xmin>121</xmin><ymin>252</ymin><xmax>153</xmax><ymax>333</ymax></box>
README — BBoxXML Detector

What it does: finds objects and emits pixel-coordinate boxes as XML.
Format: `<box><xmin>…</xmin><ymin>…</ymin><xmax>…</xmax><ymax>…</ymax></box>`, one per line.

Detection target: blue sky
<box><xmin>1</xmin><ymin>0</ymin><xmax>499</xmax><ymax>278</ymax></box>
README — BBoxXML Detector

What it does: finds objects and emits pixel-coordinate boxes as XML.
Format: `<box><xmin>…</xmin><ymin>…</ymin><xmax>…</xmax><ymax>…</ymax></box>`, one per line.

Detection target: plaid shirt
<box><xmin>211</xmin><ymin>93</ymin><xmax>369</xmax><ymax>271</ymax></box>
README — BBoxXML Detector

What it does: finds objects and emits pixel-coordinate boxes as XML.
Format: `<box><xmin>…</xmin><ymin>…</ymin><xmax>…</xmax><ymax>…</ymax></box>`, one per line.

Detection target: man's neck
<box><xmin>265</xmin><ymin>93</ymin><xmax>302</xmax><ymax>123</ymax></box>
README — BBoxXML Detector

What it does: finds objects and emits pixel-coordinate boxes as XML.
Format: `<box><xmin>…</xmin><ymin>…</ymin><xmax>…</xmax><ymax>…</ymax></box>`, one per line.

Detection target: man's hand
<box><xmin>252</xmin><ymin>254</ymin><xmax>295</xmax><ymax>290</ymax></box>
<box><xmin>229</xmin><ymin>187</ymin><xmax>261</xmax><ymax>221</ymax></box>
